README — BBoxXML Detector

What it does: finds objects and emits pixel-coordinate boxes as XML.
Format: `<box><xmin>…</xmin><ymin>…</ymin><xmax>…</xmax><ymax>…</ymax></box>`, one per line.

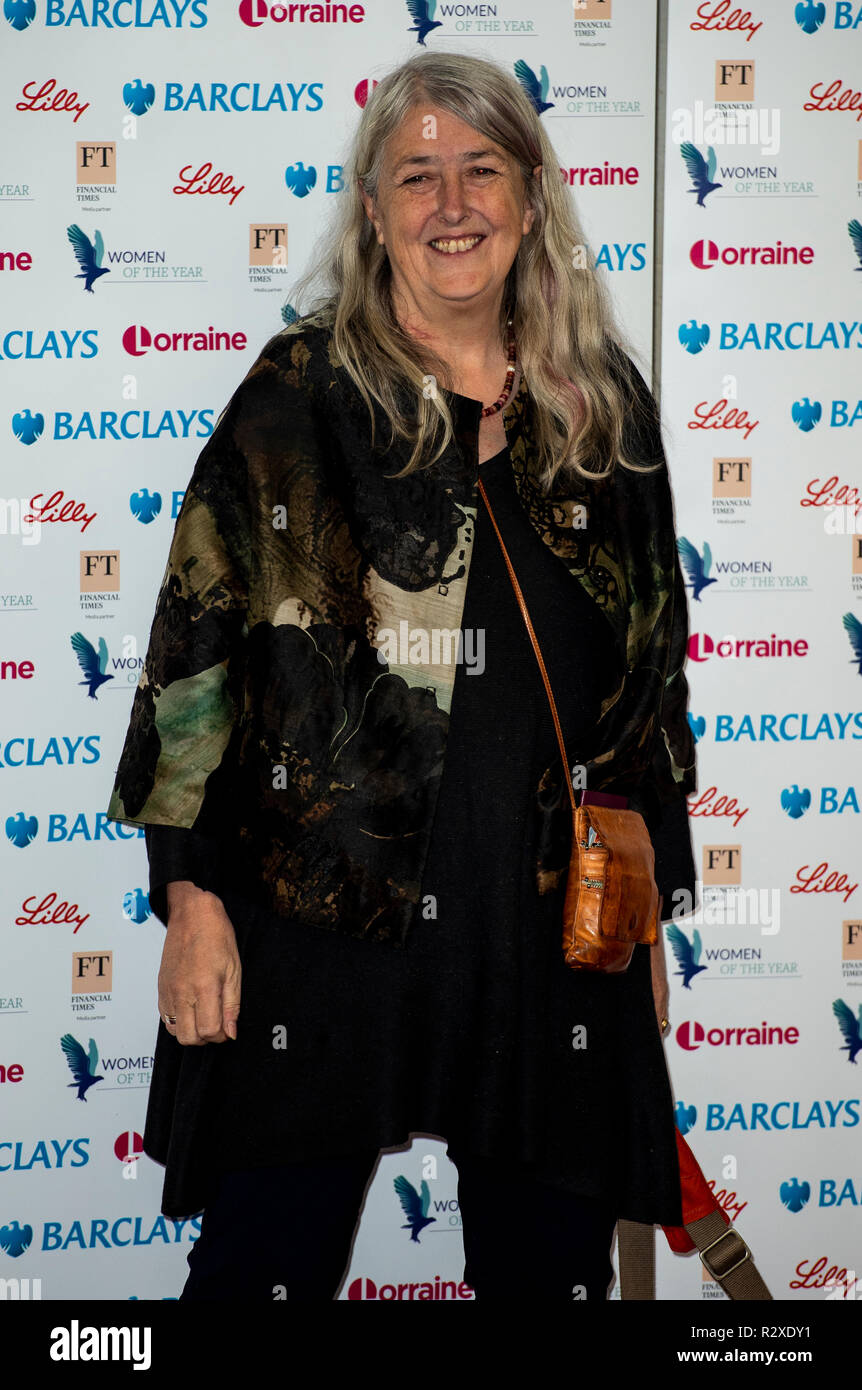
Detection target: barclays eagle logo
<box><xmin>675</xmin><ymin>1102</ymin><xmax>697</xmax><ymax>1135</ymax></box>
<box><xmin>5</xmin><ymin>812</ymin><xmax>38</xmax><ymax>848</ymax></box>
<box><xmin>791</xmin><ymin>397</ymin><xmax>821</xmax><ymax>431</ymax></box>
<box><xmin>285</xmin><ymin>162</ymin><xmax>316</xmax><ymax>198</ymax></box>
<box><xmin>12</xmin><ymin>409</ymin><xmax>44</xmax><ymax>444</ymax></box>
<box><xmin>780</xmin><ymin>784</ymin><xmax>811</xmax><ymax>819</ymax></box>
<box><xmin>0</xmin><ymin>1221</ymin><xmax>33</xmax><ymax>1257</ymax></box>
<box><xmin>794</xmin><ymin>1</ymin><xmax>826</xmax><ymax>33</ymax></box>
<box><xmin>122</xmin><ymin>79</ymin><xmax>156</xmax><ymax>116</ymax></box>
<box><xmin>678</xmin><ymin>319</ymin><xmax>710</xmax><ymax>354</ymax></box>
<box><xmin>779</xmin><ymin>1177</ymin><xmax>810</xmax><ymax>1212</ymax></box>
<box><xmin>130</xmin><ymin>489</ymin><xmax>162</xmax><ymax>524</ymax></box>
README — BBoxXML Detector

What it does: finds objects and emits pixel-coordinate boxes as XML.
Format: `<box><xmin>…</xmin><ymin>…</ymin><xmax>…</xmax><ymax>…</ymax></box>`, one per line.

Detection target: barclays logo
<box><xmin>780</xmin><ymin>1178</ymin><xmax>811</xmax><ymax>1212</ymax></box>
<box><xmin>122</xmin><ymin>889</ymin><xmax>152</xmax><ymax>925</ymax></box>
<box><xmin>795</xmin><ymin>2</ymin><xmax>862</xmax><ymax>33</ymax></box>
<box><xmin>123</xmin><ymin>79</ymin><xmax>324</xmax><ymax>115</ymax></box>
<box><xmin>677</xmin><ymin>1098</ymin><xmax>860</xmax><ymax>1132</ymax></box>
<box><xmin>7</xmin><ymin>0</ymin><xmax>207</xmax><ymax>29</ymax></box>
<box><xmin>781</xmin><ymin>1176</ymin><xmax>862</xmax><ymax>1209</ymax></box>
<box><xmin>12</xmin><ymin>408</ymin><xmax>214</xmax><ymax>443</ymax></box>
<box><xmin>781</xmin><ymin>786</ymin><xmax>860</xmax><ymax>815</ymax></box>
<box><xmin>792</xmin><ymin>397</ymin><xmax>862</xmax><ymax>427</ymax></box>
<box><xmin>5</xmin><ymin>812</ymin><xmax>145</xmax><ymax>846</ymax></box>
<box><xmin>2</xmin><ymin>330</ymin><xmax>99</xmax><ymax>361</ymax></box>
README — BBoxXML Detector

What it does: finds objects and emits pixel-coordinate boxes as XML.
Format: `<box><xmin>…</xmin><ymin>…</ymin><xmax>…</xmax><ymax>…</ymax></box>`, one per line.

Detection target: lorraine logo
<box><xmin>795</xmin><ymin>1</ymin><xmax>826</xmax><ymax>34</ymax></box>
<box><xmin>122</xmin><ymin>888</ymin><xmax>152</xmax><ymax>924</ymax></box>
<box><xmin>792</xmin><ymin>397</ymin><xmax>822</xmax><ymax>431</ymax></box>
<box><xmin>781</xmin><ymin>785</ymin><xmax>811</xmax><ymax>819</ymax></box>
<box><xmin>405</xmin><ymin>0</ymin><xmax>442</xmax><ymax>46</ymax></box>
<box><xmin>780</xmin><ymin>1177</ymin><xmax>811</xmax><ymax>1212</ymax></box>
<box><xmin>285</xmin><ymin>162</ymin><xmax>316</xmax><ymax>198</ymax></box>
<box><xmin>130</xmin><ymin>489</ymin><xmax>162</xmax><ymax>524</ymax></box>
<box><xmin>12</xmin><ymin>410</ymin><xmax>44</xmax><ymax>445</ymax></box>
<box><xmin>67</xmin><ymin>225</ymin><xmax>109</xmax><ymax>294</ymax></box>
<box><xmin>70</xmin><ymin>633</ymin><xmax>113</xmax><ymax>700</ymax></box>
<box><xmin>666</xmin><ymin>925</ymin><xmax>707</xmax><ymax>989</ymax></box>
<box><xmin>122</xmin><ymin>79</ymin><xmax>156</xmax><ymax>116</ymax></box>
<box><xmin>678</xmin><ymin>319</ymin><xmax>710</xmax><ymax>354</ymax></box>
<box><xmin>833</xmin><ymin>999</ymin><xmax>862</xmax><ymax>1063</ymax></box>
<box><xmin>60</xmin><ymin>1034</ymin><xmax>103</xmax><ymax>1101</ymax></box>
<box><xmin>5</xmin><ymin>813</ymin><xmax>38</xmax><ymax>849</ymax></box>
<box><xmin>393</xmin><ymin>1174</ymin><xmax>436</xmax><ymax>1243</ymax></box>
<box><xmin>677</xmin><ymin>539</ymin><xmax>717</xmax><ymax>601</ymax></box>
<box><xmin>844</xmin><ymin>614</ymin><xmax>862</xmax><ymax>673</ymax></box>
<box><xmin>675</xmin><ymin>1102</ymin><xmax>697</xmax><ymax>1134</ymax></box>
<box><xmin>680</xmin><ymin>143</ymin><xmax>721</xmax><ymax>206</ymax></box>
<box><xmin>0</xmin><ymin>1221</ymin><xmax>33</xmax><ymax>1257</ymax></box>
<box><xmin>514</xmin><ymin>60</ymin><xmax>554</xmax><ymax>116</ymax></box>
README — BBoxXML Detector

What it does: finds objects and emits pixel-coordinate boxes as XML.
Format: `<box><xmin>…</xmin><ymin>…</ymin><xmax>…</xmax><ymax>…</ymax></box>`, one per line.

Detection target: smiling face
<box><xmin>360</xmin><ymin>101</ymin><xmax>539</xmax><ymax>324</ymax></box>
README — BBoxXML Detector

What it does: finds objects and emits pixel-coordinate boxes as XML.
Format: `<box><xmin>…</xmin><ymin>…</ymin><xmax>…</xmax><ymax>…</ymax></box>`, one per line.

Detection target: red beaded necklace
<box><xmin>480</xmin><ymin>318</ymin><xmax>517</xmax><ymax>418</ymax></box>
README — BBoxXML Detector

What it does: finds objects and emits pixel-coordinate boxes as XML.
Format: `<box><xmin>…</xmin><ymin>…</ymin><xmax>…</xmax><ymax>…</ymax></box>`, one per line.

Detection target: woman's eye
<box><xmin>404</xmin><ymin>174</ymin><xmax>427</xmax><ymax>185</ymax></box>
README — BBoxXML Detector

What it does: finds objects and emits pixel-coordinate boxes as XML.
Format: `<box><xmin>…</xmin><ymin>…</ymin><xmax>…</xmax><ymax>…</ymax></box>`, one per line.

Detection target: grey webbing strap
<box><xmin>617</xmin><ymin>1216</ymin><xmax>772</xmax><ymax>1300</ymax></box>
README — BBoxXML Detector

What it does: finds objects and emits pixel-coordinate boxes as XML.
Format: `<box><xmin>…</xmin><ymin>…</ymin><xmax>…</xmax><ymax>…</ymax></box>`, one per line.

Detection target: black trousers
<box><xmin>180</xmin><ymin>1147</ymin><xmax>617</xmax><ymax>1301</ymax></box>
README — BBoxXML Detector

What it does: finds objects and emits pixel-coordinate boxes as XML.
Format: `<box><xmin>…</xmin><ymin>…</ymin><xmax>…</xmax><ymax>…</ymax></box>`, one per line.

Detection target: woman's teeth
<box><xmin>429</xmin><ymin>235</ymin><xmax>484</xmax><ymax>254</ymax></box>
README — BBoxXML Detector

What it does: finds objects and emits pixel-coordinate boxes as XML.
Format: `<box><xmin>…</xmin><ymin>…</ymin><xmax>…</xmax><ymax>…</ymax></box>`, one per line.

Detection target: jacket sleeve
<box><xmin>105</xmin><ymin>362</ymin><xmax>254</xmax><ymax>835</ymax></box>
<box><xmin>619</xmin><ymin>348</ymin><xmax>699</xmax><ymax>922</ymax></box>
<box><xmin>144</xmin><ymin>823</ymin><xmax>224</xmax><ymax>928</ymax></box>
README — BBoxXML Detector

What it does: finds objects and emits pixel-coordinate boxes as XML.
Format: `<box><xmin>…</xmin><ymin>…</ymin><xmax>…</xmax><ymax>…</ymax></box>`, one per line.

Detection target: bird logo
<box><xmin>67</xmin><ymin>224</ymin><xmax>110</xmax><ymax>294</ymax></box>
<box><xmin>791</xmin><ymin>397</ymin><xmax>821</xmax><ymax>432</ymax></box>
<box><xmin>833</xmin><ymin>999</ymin><xmax>862</xmax><ymax>1064</ymax></box>
<box><xmin>5</xmin><ymin>812</ymin><xmax>38</xmax><ymax>848</ymax></box>
<box><xmin>677</xmin><ymin>538</ymin><xmax>717</xmax><ymax>602</ymax></box>
<box><xmin>780</xmin><ymin>784</ymin><xmax>811</xmax><ymax>819</ymax></box>
<box><xmin>123</xmin><ymin>888</ymin><xmax>152</xmax><ymax>924</ymax></box>
<box><xmin>122</xmin><ymin>79</ymin><xmax>156</xmax><ymax>116</ymax></box>
<box><xmin>61</xmin><ymin>1034</ymin><xmax>104</xmax><ymax>1101</ymax></box>
<box><xmin>849</xmin><ymin>220</ymin><xmax>862</xmax><ymax>270</ymax></box>
<box><xmin>393</xmin><ymin>1175</ymin><xmax>436</xmax><ymax>1242</ymax></box>
<box><xmin>5</xmin><ymin>0</ymin><xmax>36</xmax><ymax>31</ymax></box>
<box><xmin>405</xmin><ymin>0</ymin><xmax>441</xmax><ymax>46</ymax></box>
<box><xmin>687</xmin><ymin>713</ymin><xmax>706</xmax><ymax>743</ymax></box>
<box><xmin>130</xmin><ymin>489</ymin><xmax>162</xmax><ymax>524</ymax></box>
<box><xmin>70</xmin><ymin>632</ymin><xmax>114</xmax><ymax>700</ymax></box>
<box><xmin>0</xmin><ymin>1221</ymin><xmax>33</xmax><ymax>1258</ymax></box>
<box><xmin>514</xmin><ymin>60</ymin><xmax>554</xmax><ymax>116</ymax></box>
<box><xmin>678</xmin><ymin>319</ymin><xmax>710</xmax><ymax>354</ymax></box>
<box><xmin>843</xmin><ymin>613</ymin><xmax>862</xmax><ymax>674</ymax></box>
<box><xmin>666</xmin><ymin>925</ymin><xmax>707</xmax><ymax>989</ymax></box>
<box><xmin>679</xmin><ymin>143</ymin><xmax>722</xmax><ymax>207</ymax></box>
<box><xmin>779</xmin><ymin>1178</ymin><xmax>811</xmax><ymax>1213</ymax></box>
<box><xmin>284</xmin><ymin>162</ymin><xmax>317</xmax><ymax>198</ymax></box>
<box><xmin>281</xmin><ymin>303</ymin><xmax>298</xmax><ymax>327</ymax></box>
<box><xmin>794</xmin><ymin>0</ymin><xmax>826</xmax><ymax>33</ymax></box>
<box><xmin>674</xmin><ymin>1102</ymin><xmax>697</xmax><ymax>1135</ymax></box>
<box><xmin>12</xmin><ymin>409</ymin><xmax>44</xmax><ymax>445</ymax></box>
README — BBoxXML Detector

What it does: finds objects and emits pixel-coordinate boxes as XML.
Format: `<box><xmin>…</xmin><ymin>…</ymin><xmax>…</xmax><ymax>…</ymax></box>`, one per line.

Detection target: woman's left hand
<box><xmin>650</xmin><ymin>898</ymin><xmax>671</xmax><ymax>1039</ymax></box>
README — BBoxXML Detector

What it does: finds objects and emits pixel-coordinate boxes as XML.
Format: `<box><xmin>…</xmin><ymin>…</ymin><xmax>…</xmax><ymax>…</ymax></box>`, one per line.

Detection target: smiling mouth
<box><xmin>428</xmin><ymin>234</ymin><xmax>485</xmax><ymax>255</ymax></box>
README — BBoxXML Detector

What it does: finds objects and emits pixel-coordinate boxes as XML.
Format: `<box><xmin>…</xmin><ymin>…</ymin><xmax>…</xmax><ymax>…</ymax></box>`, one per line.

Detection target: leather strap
<box><xmin>478</xmin><ymin>475</ymin><xmax>576</xmax><ymax>816</ymax></box>
<box><xmin>618</xmin><ymin>1217</ymin><xmax>772</xmax><ymax>1300</ymax></box>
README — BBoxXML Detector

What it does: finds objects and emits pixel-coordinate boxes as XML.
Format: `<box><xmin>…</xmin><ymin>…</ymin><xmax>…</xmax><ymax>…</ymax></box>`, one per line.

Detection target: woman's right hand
<box><xmin>158</xmin><ymin>881</ymin><xmax>242</xmax><ymax>1046</ymax></box>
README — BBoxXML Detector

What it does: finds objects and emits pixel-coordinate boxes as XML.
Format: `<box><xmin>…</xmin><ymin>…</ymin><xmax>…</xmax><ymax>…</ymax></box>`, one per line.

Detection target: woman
<box><xmin>106</xmin><ymin>50</ymin><xmax>697</xmax><ymax>1301</ymax></box>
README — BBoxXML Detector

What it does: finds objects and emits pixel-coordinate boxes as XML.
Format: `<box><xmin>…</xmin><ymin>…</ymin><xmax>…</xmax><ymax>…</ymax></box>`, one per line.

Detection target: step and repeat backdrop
<box><xmin>1</xmin><ymin>0</ymin><xmax>859</xmax><ymax>1303</ymax></box>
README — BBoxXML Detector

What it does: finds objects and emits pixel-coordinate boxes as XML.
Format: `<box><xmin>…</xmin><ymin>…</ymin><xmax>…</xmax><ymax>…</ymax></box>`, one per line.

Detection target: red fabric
<box><xmin>661</xmin><ymin>1128</ymin><xmax>729</xmax><ymax>1253</ymax></box>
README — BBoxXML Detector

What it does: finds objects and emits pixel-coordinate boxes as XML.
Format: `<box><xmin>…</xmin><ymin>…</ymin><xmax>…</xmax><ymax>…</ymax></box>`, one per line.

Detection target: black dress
<box><xmin>143</xmin><ymin>445</ymin><xmax>687</xmax><ymax>1226</ymax></box>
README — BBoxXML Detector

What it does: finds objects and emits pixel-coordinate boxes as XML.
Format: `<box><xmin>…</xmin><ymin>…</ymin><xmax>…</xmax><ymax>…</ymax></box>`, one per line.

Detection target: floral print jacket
<box><xmin>106</xmin><ymin>310</ymin><xmax>698</xmax><ymax>944</ymax></box>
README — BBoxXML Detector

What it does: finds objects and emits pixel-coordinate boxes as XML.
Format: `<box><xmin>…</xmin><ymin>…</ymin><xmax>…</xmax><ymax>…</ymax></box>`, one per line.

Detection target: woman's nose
<box><xmin>435</xmin><ymin>172</ymin><xmax>471</xmax><ymax>223</ymax></box>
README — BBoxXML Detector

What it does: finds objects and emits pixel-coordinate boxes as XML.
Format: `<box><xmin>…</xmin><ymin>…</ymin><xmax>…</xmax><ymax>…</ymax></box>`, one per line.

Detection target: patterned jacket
<box><xmin>106</xmin><ymin>309</ymin><xmax>698</xmax><ymax>944</ymax></box>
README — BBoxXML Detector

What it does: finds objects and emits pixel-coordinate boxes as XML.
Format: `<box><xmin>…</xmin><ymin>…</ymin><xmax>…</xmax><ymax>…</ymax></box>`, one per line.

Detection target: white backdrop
<box><xmin>1</xmin><ymin>0</ymin><xmax>859</xmax><ymax>1303</ymax></box>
